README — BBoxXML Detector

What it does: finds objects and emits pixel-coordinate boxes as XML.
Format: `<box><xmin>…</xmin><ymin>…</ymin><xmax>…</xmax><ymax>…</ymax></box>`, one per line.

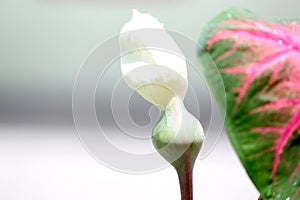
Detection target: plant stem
<box><xmin>173</xmin><ymin>153</ymin><xmax>195</xmax><ymax>200</ymax></box>
<box><xmin>258</xmin><ymin>196</ymin><xmax>263</xmax><ymax>200</ymax></box>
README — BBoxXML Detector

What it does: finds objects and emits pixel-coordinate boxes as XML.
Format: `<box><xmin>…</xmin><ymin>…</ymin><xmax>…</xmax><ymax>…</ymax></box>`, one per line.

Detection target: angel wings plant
<box><xmin>119</xmin><ymin>7</ymin><xmax>300</xmax><ymax>200</ymax></box>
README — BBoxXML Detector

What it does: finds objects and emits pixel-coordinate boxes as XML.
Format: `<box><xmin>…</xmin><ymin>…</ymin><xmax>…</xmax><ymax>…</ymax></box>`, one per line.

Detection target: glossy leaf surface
<box><xmin>199</xmin><ymin>7</ymin><xmax>300</xmax><ymax>200</ymax></box>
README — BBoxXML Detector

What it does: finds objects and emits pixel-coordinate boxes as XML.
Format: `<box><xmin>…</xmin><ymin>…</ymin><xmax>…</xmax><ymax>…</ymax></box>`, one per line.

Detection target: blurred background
<box><xmin>0</xmin><ymin>0</ymin><xmax>299</xmax><ymax>199</ymax></box>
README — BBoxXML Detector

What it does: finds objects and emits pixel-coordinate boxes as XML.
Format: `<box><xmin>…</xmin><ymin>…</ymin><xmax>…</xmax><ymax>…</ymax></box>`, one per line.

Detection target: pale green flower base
<box><xmin>152</xmin><ymin>97</ymin><xmax>204</xmax><ymax>200</ymax></box>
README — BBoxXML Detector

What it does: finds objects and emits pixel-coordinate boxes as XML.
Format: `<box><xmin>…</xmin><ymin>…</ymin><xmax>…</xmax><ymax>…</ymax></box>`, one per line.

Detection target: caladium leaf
<box><xmin>198</xmin><ymin>7</ymin><xmax>300</xmax><ymax>200</ymax></box>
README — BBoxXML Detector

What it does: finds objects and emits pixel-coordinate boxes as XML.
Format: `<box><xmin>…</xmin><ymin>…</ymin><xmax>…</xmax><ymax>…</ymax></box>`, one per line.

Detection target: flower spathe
<box><xmin>119</xmin><ymin>9</ymin><xmax>188</xmax><ymax>108</ymax></box>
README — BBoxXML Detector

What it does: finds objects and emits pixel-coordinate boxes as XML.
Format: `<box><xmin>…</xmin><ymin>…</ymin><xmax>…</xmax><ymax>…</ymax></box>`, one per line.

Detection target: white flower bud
<box><xmin>119</xmin><ymin>10</ymin><xmax>205</xmax><ymax>199</ymax></box>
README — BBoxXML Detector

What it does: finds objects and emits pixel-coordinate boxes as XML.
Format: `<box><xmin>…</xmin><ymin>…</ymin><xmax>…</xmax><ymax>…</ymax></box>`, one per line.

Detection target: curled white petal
<box><xmin>119</xmin><ymin>9</ymin><xmax>188</xmax><ymax>107</ymax></box>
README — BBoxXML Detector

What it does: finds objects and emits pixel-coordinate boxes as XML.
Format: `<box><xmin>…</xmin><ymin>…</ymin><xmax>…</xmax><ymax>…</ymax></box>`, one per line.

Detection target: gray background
<box><xmin>0</xmin><ymin>0</ymin><xmax>299</xmax><ymax>199</ymax></box>
<box><xmin>1</xmin><ymin>0</ymin><xmax>299</xmax><ymax>126</ymax></box>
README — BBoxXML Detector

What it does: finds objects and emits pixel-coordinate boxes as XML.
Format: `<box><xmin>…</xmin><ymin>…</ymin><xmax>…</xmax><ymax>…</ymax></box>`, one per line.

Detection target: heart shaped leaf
<box><xmin>198</xmin><ymin>7</ymin><xmax>300</xmax><ymax>200</ymax></box>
